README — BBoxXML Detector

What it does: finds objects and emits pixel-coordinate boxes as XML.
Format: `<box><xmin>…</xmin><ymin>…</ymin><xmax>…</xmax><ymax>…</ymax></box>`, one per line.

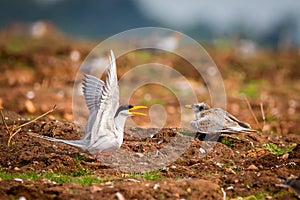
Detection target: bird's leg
<box><xmin>98</xmin><ymin>152</ymin><xmax>112</xmax><ymax>157</ymax></box>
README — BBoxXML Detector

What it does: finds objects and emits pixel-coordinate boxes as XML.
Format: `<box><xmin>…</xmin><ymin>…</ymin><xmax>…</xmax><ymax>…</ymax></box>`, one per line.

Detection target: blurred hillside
<box><xmin>1</xmin><ymin>0</ymin><xmax>300</xmax><ymax>48</ymax></box>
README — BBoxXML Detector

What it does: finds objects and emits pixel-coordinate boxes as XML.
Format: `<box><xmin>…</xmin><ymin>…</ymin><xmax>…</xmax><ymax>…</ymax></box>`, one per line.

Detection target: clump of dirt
<box><xmin>0</xmin><ymin>112</ymin><xmax>299</xmax><ymax>199</ymax></box>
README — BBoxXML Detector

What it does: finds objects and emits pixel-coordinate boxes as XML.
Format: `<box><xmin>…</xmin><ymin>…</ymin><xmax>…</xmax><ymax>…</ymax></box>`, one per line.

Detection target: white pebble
<box><xmin>26</xmin><ymin>91</ymin><xmax>35</xmax><ymax>99</ymax></box>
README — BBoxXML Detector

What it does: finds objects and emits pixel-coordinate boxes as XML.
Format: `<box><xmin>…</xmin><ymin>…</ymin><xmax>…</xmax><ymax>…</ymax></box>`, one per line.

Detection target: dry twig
<box><xmin>243</xmin><ymin>96</ymin><xmax>262</xmax><ymax>131</ymax></box>
<box><xmin>260</xmin><ymin>102</ymin><xmax>266</xmax><ymax>131</ymax></box>
<box><xmin>0</xmin><ymin>105</ymin><xmax>56</xmax><ymax>147</ymax></box>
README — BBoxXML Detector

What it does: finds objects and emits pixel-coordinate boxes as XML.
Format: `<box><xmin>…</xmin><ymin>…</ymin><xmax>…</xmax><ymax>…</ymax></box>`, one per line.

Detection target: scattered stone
<box><xmin>282</xmin><ymin>153</ymin><xmax>289</xmax><ymax>159</ymax></box>
<box><xmin>25</xmin><ymin>99</ymin><xmax>36</xmax><ymax>113</ymax></box>
<box><xmin>153</xmin><ymin>183</ymin><xmax>160</xmax><ymax>190</ymax></box>
<box><xmin>135</xmin><ymin>153</ymin><xmax>144</xmax><ymax>158</ymax></box>
<box><xmin>216</xmin><ymin>162</ymin><xmax>223</xmax><ymax>168</ymax></box>
<box><xmin>90</xmin><ymin>185</ymin><xmax>102</xmax><ymax>193</ymax></box>
<box><xmin>115</xmin><ymin>192</ymin><xmax>125</xmax><ymax>200</ymax></box>
<box><xmin>14</xmin><ymin>167</ymin><xmax>20</xmax><ymax>171</ymax></box>
<box><xmin>225</xmin><ymin>168</ymin><xmax>236</xmax><ymax>174</ymax></box>
<box><xmin>187</xmin><ymin>187</ymin><xmax>192</xmax><ymax>193</ymax></box>
<box><xmin>18</xmin><ymin>196</ymin><xmax>26</xmax><ymax>200</ymax></box>
<box><xmin>125</xmin><ymin>178</ymin><xmax>140</xmax><ymax>183</ymax></box>
<box><xmin>13</xmin><ymin>178</ymin><xmax>23</xmax><ymax>183</ymax></box>
<box><xmin>226</xmin><ymin>186</ymin><xmax>234</xmax><ymax>190</ymax></box>
<box><xmin>26</xmin><ymin>91</ymin><xmax>35</xmax><ymax>99</ymax></box>
<box><xmin>247</xmin><ymin>164</ymin><xmax>258</xmax><ymax>170</ymax></box>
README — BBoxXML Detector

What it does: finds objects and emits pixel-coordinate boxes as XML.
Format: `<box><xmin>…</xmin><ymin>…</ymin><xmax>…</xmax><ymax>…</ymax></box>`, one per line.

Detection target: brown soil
<box><xmin>0</xmin><ymin>27</ymin><xmax>299</xmax><ymax>199</ymax></box>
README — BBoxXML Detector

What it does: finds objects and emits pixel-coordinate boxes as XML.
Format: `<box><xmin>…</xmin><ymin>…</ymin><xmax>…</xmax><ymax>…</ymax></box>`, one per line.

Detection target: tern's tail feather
<box><xmin>227</xmin><ymin>126</ymin><xmax>258</xmax><ymax>133</ymax></box>
<box><xmin>29</xmin><ymin>132</ymin><xmax>88</xmax><ymax>149</ymax></box>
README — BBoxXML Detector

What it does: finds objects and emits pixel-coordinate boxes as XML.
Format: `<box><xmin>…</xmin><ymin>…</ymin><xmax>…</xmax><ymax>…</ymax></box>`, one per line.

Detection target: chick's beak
<box><xmin>184</xmin><ymin>104</ymin><xmax>193</xmax><ymax>109</ymax></box>
<box><xmin>129</xmin><ymin>105</ymin><xmax>148</xmax><ymax>116</ymax></box>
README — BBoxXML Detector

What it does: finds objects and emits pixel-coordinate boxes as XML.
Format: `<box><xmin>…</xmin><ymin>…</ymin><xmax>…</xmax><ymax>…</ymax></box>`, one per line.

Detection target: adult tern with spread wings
<box><xmin>32</xmin><ymin>50</ymin><xmax>147</xmax><ymax>157</ymax></box>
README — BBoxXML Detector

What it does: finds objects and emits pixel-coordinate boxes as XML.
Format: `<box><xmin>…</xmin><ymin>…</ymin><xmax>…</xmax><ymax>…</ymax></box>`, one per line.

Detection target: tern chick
<box><xmin>185</xmin><ymin>102</ymin><xmax>257</xmax><ymax>134</ymax></box>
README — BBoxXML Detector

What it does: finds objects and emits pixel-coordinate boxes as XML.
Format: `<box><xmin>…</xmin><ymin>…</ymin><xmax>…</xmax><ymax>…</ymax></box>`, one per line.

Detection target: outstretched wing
<box><xmin>82</xmin><ymin>74</ymin><xmax>104</xmax><ymax>137</ymax></box>
<box><xmin>82</xmin><ymin>74</ymin><xmax>104</xmax><ymax>112</ymax></box>
<box><xmin>89</xmin><ymin>50</ymin><xmax>119</xmax><ymax>145</ymax></box>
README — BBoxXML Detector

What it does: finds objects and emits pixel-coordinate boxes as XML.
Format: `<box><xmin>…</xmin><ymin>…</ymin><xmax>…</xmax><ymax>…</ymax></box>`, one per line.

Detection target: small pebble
<box><xmin>13</xmin><ymin>178</ymin><xmax>23</xmax><ymax>183</ymax></box>
<box><xmin>14</xmin><ymin>167</ymin><xmax>20</xmax><ymax>171</ymax></box>
<box><xmin>226</xmin><ymin>186</ymin><xmax>234</xmax><ymax>190</ymax></box>
<box><xmin>153</xmin><ymin>183</ymin><xmax>160</xmax><ymax>190</ymax></box>
<box><xmin>247</xmin><ymin>164</ymin><xmax>258</xmax><ymax>170</ymax></box>
<box><xmin>25</xmin><ymin>99</ymin><xmax>36</xmax><ymax>114</ymax></box>
<box><xmin>26</xmin><ymin>91</ymin><xmax>35</xmax><ymax>99</ymax></box>
<box><xmin>90</xmin><ymin>185</ymin><xmax>102</xmax><ymax>193</ymax></box>
<box><xmin>282</xmin><ymin>153</ymin><xmax>289</xmax><ymax>159</ymax></box>
<box><xmin>115</xmin><ymin>192</ymin><xmax>125</xmax><ymax>200</ymax></box>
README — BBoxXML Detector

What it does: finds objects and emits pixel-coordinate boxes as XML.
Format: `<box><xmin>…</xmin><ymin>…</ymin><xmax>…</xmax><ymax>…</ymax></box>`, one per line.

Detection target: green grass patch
<box><xmin>262</xmin><ymin>143</ymin><xmax>297</xmax><ymax>156</ymax></box>
<box><xmin>232</xmin><ymin>193</ymin><xmax>269</xmax><ymax>200</ymax></box>
<box><xmin>0</xmin><ymin>170</ymin><xmax>104</xmax><ymax>185</ymax></box>
<box><xmin>221</xmin><ymin>139</ymin><xmax>234</xmax><ymax>148</ymax></box>
<box><xmin>239</xmin><ymin>81</ymin><xmax>260</xmax><ymax>98</ymax></box>
<box><xmin>127</xmin><ymin>171</ymin><xmax>162</xmax><ymax>181</ymax></box>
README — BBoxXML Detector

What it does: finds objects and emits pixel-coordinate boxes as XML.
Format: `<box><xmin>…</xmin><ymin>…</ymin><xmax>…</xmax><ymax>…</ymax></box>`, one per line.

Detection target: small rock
<box><xmin>14</xmin><ymin>167</ymin><xmax>20</xmax><ymax>171</ymax></box>
<box><xmin>13</xmin><ymin>178</ymin><xmax>23</xmax><ymax>183</ymax></box>
<box><xmin>226</xmin><ymin>186</ymin><xmax>234</xmax><ymax>190</ymax></box>
<box><xmin>70</xmin><ymin>50</ymin><xmax>81</xmax><ymax>62</ymax></box>
<box><xmin>135</xmin><ymin>153</ymin><xmax>144</xmax><ymax>158</ymax></box>
<box><xmin>90</xmin><ymin>185</ymin><xmax>102</xmax><ymax>193</ymax></box>
<box><xmin>18</xmin><ymin>196</ymin><xmax>26</xmax><ymax>200</ymax></box>
<box><xmin>125</xmin><ymin>178</ymin><xmax>140</xmax><ymax>183</ymax></box>
<box><xmin>115</xmin><ymin>192</ymin><xmax>125</xmax><ymax>200</ymax></box>
<box><xmin>282</xmin><ymin>153</ymin><xmax>289</xmax><ymax>159</ymax></box>
<box><xmin>153</xmin><ymin>183</ymin><xmax>160</xmax><ymax>190</ymax></box>
<box><xmin>33</xmin><ymin>161</ymin><xmax>39</xmax><ymax>165</ymax></box>
<box><xmin>225</xmin><ymin>168</ymin><xmax>236</xmax><ymax>174</ymax></box>
<box><xmin>216</xmin><ymin>162</ymin><xmax>223</xmax><ymax>168</ymax></box>
<box><xmin>174</xmin><ymin>193</ymin><xmax>180</xmax><ymax>198</ymax></box>
<box><xmin>247</xmin><ymin>164</ymin><xmax>258</xmax><ymax>170</ymax></box>
<box><xmin>105</xmin><ymin>181</ymin><xmax>114</xmax><ymax>186</ymax></box>
<box><xmin>25</xmin><ymin>99</ymin><xmax>36</xmax><ymax>113</ymax></box>
<box><xmin>187</xmin><ymin>187</ymin><xmax>192</xmax><ymax>193</ymax></box>
<box><xmin>26</xmin><ymin>91</ymin><xmax>35</xmax><ymax>99</ymax></box>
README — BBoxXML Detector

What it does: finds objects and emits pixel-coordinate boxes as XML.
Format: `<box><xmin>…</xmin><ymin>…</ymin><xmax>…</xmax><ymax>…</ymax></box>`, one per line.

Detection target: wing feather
<box><xmin>191</xmin><ymin>112</ymin><xmax>226</xmax><ymax>133</ymax></box>
<box><xmin>89</xmin><ymin>50</ymin><xmax>119</xmax><ymax>145</ymax></box>
<box><xmin>82</xmin><ymin>74</ymin><xmax>104</xmax><ymax>111</ymax></box>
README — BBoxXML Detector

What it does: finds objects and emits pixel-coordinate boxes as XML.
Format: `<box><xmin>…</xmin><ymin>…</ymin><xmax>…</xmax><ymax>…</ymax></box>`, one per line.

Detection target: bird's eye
<box><xmin>128</xmin><ymin>105</ymin><xmax>134</xmax><ymax>109</ymax></box>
